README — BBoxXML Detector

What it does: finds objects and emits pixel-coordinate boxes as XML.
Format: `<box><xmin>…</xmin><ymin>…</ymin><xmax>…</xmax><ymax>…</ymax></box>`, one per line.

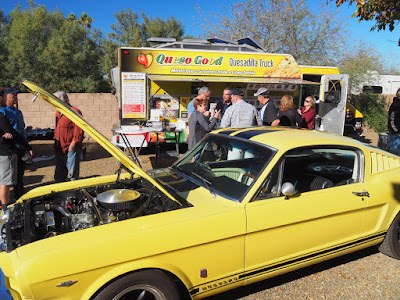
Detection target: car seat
<box><xmin>310</xmin><ymin>176</ymin><xmax>334</xmax><ymax>191</ymax></box>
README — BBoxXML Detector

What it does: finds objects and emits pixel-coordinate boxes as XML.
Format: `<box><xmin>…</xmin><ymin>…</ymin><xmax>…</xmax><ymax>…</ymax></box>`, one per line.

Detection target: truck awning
<box><xmin>147</xmin><ymin>75</ymin><xmax>320</xmax><ymax>85</ymax></box>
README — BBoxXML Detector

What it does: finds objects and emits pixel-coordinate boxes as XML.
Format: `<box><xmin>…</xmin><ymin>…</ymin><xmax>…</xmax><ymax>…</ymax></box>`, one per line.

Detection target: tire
<box><xmin>94</xmin><ymin>270</ymin><xmax>181</xmax><ymax>300</ymax></box>
<box><xmin>379</xmin><ymin>212</ymin><xmax>400</xmax><ymax>260</ymax></box>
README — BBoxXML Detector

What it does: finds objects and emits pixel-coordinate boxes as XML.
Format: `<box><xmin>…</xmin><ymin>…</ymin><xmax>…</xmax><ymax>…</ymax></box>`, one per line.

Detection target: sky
<box><xmin>2</xmin><ymin>0</ymin><xmax>400</xmax><ymax>70</ymax></box>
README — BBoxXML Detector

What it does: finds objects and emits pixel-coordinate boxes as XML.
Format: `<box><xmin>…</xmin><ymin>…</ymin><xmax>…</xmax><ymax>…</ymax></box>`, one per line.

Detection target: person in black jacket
<box><xmin>0</xmin><ymin>88</ymin><xmax>32</xmax><ymax>211</ymax></box>
<box><xmin>271</xmin><ymin>94</ymin><xmax>302</xmax><ymax>127</ymax></box>
<box><xmin>188</xmin><ymin>98</ymin><xmax>220</xmax><ymax>150</ymax></box>
<box><xmin>388</xmin><ymin>88</ymin><xmax>400</xmax><ymax>155</ymax></box>
<box><xmin>254</xmin><ymin>87</ymin><xmax>278</xmax><ymax>126</ymax></box>
<box><xmin>215</xmin><ymin>87</ymin><xmax>233</xmax><ymax>118</ymax></box>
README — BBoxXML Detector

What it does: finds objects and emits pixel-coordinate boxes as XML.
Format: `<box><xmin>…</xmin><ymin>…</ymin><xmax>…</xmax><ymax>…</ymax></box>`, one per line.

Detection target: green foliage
<box><xmin>107</xmin><ymin>10</ymin><xmax>185</xmax><ymax>47</ymax></box>
<box><xmin>79</xmin><ymin>12</ymin><xmax>93</xmax><ymax>30</ymax></box>
<box><xmin>1</xmin><ymin>3</ymin><xmax>186</xmax><ymax>91</ymax></box>
<box><xmin>0</xmin><ymin>10</ymin><xmax>10</xmax><ymax>87</ymax></box>
<box><xmin>141</xmin><ymin>14</ymin><xmax>184</xmax><ymax>46</ymax></box>
<box><xmin>3</xmin><ymin>3</ymin><xmax>108</xmax><ymax>92</ymax></box>
<box><xmin>101</xmin><ymin>9</ymin><xmax>185</xmax><ymax>78</ymax></box>
<box><xmin>108</xmin><ymin>8</ymin><xmax>143</xmax><ymax>47</ymax></box>
<box><xmin>350</xmin><ymin>93</ymin><xmax>387</xmax><ymax>133</ymax></box>
<box><xmin>338</xmin><ymin>41</ymin><xmax>384</xmax><ymax>93</ymax></box>
<box><xmin>335</xmin><ymin>0</ymin><xmax>400</xmax><ymax>32</ymax></box>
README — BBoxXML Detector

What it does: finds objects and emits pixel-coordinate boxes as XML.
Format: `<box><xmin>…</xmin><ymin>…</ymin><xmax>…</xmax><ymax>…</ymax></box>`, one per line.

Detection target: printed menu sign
<box><xmin>121</xmin><ymin>72</ymin><xmax>147</xmax><ymax>119</ymax></box>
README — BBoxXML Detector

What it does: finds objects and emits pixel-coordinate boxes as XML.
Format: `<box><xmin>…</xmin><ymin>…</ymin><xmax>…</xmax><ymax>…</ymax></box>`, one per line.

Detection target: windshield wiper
<box><xmin>192</xmin><ymin>171</ymin><xmax>216</xmax><ymax>198</ymax></box>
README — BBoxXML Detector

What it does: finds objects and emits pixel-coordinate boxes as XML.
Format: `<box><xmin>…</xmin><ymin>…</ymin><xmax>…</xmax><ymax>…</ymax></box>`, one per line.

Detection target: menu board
<box><xmin>121</xmin><ymin>72</ymin><xmax>147</xmax><ymax>119</ymax></box>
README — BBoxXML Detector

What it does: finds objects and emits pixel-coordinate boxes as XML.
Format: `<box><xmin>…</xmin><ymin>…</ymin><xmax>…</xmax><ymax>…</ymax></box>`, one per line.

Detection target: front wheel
<box><xmin>94</xmin><ymin>270</ymin><xmax>181</xmax><ymax>300</ymax></box>
<box><xmin>379</xmin><ymin>212</ymin><xmax>400</xmax><ymax>260</ymax></box>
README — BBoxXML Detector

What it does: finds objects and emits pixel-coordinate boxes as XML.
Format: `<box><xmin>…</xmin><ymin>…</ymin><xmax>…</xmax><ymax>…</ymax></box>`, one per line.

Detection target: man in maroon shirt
<box><xmin>53</xmin><ymin>91</ymin><xmax>84</xmax><ymax>182</ymax></box>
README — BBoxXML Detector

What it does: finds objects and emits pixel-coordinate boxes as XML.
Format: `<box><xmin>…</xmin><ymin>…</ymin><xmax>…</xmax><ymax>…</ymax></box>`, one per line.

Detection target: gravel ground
<box><xmin>21</xmin><ymin>135</ymin><xmax>400</xmax><ymax>300</ymax></box>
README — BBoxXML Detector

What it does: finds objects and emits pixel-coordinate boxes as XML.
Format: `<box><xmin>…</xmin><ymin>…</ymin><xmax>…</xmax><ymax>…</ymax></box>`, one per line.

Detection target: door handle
<box><xmin>352</xmin><ymin>191</ymin><xmax>369</xmax><ymax>197</ymax></box>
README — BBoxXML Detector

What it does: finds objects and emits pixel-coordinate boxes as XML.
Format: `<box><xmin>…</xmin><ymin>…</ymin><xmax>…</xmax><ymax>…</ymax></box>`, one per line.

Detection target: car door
<box><xmin>243</xmin><ymin>146</ymin><xmax>368</xmax><ymax>284</ymax></box>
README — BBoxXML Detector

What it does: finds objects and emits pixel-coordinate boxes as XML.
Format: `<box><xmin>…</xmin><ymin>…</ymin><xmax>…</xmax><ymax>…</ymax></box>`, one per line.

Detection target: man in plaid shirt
<box><xmin>221</xmin><ymin>88</ymin><xmax>262</xmax><ymax>128</ymax></box>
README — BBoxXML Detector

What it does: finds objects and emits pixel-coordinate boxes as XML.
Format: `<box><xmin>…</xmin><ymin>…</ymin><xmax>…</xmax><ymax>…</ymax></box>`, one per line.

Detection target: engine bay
<box><xmin>1</xmin><ymin>178</ymin><xmax>188</xmax><ymax>252</ymax></box>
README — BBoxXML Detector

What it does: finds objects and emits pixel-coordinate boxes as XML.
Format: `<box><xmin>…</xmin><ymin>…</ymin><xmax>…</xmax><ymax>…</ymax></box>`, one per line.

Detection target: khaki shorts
<box><xmin>0</xmin><ymin>154</ymin><xmax>17</xmax><ymax>186</ymax></box>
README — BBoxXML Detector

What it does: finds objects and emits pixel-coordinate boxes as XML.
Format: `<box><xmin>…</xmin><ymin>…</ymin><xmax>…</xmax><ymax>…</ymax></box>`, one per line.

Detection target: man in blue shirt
<box><xmin>1</xmin><ymin>89</ymin><xmax>31</xmax><ymax>199</ymax></box>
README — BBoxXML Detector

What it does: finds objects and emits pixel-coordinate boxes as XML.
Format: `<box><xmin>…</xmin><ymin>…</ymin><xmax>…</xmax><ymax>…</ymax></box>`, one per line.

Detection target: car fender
<box><xmin>82</xmin><ymin>258</ymin><xmax>192</xmax><ymax>300</ymax></box>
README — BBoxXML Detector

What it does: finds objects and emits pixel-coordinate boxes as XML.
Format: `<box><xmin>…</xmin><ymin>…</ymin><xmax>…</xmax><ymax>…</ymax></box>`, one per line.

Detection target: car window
<box><xmin>175</xmin><ymin>135</ymin><xmax>275</xmax><ymax>202</ymax></box>
<box><xmin>255</xmin><ymin>147</ymin><xmax>361</xmax><ymax>200</ymax></box>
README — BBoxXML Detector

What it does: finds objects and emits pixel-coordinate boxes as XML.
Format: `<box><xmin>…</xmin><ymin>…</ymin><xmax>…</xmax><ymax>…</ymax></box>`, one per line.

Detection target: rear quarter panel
<box><xmin>362</xmin><ymin>149</ymin><xmax>400</xmax><ymax>235</ymax></box>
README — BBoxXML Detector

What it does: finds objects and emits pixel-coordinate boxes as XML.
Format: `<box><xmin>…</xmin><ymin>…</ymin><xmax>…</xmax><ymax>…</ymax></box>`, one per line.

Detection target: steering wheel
<box><xmin>241</xmin><ymin>173</ymin><xmax>255</xmax><ymax>183</ymax></box>
<box><xmin>241</xmin><ymin>173</ymin><xmax>267</xmax><ymax>193</ymax></box>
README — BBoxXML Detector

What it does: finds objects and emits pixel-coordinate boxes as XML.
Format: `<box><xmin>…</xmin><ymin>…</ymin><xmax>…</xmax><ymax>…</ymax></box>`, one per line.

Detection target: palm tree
<box><xmin>79</xmin><ymin>12</ymin><xmax>93</xmax><ymax>30</ymax></box>
<box><xmin>67</xmin><ymin>13</ymin><xmax>78</xmax><ymax>22</ymax></box>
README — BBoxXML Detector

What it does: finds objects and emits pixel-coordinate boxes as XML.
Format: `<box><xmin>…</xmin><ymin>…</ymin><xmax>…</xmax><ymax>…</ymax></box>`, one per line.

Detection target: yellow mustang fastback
<box><xmin>0</xmin><ymin>81</ymin><xmax>399</xmax><ymax>300</ymax></box>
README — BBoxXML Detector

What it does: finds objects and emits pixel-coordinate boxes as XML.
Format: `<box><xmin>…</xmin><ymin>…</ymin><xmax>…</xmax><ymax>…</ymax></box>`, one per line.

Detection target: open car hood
<box><xmin>22</xmin><ymin>80</ymin><xmax>181</xmax><ymax>205</ymax></box>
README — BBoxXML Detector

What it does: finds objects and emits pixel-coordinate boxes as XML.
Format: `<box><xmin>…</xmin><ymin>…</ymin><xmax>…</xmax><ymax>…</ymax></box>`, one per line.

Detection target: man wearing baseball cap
<box><xmin>1</xmin><ymin>88</ymin><xmax>32</xmax><ymax>199</ymax></box>
<box><xmin>0</xmin><ymin>88</ymin><xmax>32</xmax><ymax>211</ymax></box>
<box><xmin>221</xmin><ymin>88</ymin><xmax>262</xmax><ymax>128</ymax></box>
<box><xmin>254</xmin><ymin>87</ymin><xmax>278</xmax><ymax>126</ymax></box>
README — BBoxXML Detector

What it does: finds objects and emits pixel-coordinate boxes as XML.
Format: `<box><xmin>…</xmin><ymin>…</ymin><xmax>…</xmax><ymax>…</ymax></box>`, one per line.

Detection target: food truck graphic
<box><xmin>111</xmin><ymin>38</ymin><xmax>356</xmax><ymax>148</ymax></box>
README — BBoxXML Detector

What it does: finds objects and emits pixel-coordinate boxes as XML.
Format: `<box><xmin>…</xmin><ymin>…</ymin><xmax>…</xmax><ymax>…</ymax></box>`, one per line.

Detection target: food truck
<box><xmin>110</xmin><ymin>37</ymin><xmax>352</xmax><ymax>148</ymax></box>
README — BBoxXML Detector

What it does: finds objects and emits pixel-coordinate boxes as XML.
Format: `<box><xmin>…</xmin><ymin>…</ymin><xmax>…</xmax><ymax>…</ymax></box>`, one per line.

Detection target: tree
<box><xmin>334</xmin><ymin>0</ymin><xmax>400</xmax><ymax>32</ymax></box>
<box><xmin>100</xmin><ymin>38</ymin><xmax>120</xmax><ymax>82</ymax></box>
<box><xmin>79</xmin><ymin>12</ymin><xmax>93</xmax><ymax>30</ymax></box>
<box><xmin>66</xmin><ymin>12</ymin><xmax>77</xmax><ymax>22</ymax></box>
<box><xmin>350</xmin><ymin>93</ymin><xmax>387</xmax><ymax>132</ymax></box>
<box><xmin>0</xmin><ymin>10</ymin><xmax>10</xmax><ymax>87</ymax></box>
<box><xmin>5</xmin><ymin>3</ymin><xmax>108</xmax><ymax>92</ymax></box>
<box><xmin>102</xmin><ymin>9</ymin><xmax>185</xmax><ymax>77</ymax></box>
<box><xmin>337</xmin><ymin>41</ymin><xmax>384</xmax><ymax>93</ymax></box>
<box><xmin>141</xmin><ymin>14</ymin><xmax>184</xmax><ymax>46</ymax></box>
<box><xmin>337</xmin><ymin>41</ymin><xmax>388</xmax><ymax>132</ymax></box>
<box><xmin>108</xmin><ymin>8</ymin><xmax>143</xmax><ymax>47</ymax></box>
<box><xmin>196</xmin><ymin>0</ymin><xmax>347</xmax><ymax>65</ymax></box>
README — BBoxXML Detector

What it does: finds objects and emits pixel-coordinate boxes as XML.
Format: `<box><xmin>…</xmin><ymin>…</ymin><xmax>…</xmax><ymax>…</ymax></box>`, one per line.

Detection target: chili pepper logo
<box><xmin>137</xmin><ymin>52</ymin><xmax>153</xmax><ymax>68</ymax></box>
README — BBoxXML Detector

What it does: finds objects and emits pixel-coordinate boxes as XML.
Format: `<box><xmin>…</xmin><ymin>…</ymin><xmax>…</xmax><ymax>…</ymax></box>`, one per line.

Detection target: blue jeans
<box><xmin>388</xmin><ymin>134</ymin><xmax>400</xmax><ymax>156</ymax></box>
<box><xmin>55</xmin><ymin>149</ymin><xmax>81</xmax><ymax>182</ymax></box>
<box><xmin>0</xmin><ymin>269</ymin><xmax>11</xmax><ymax>299</ymax></box>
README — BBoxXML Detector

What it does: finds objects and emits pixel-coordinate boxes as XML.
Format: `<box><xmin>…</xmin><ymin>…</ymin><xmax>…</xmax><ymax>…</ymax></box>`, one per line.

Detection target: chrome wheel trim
<box><xmin>112</xmin><ymin>284</ymin><xmax>166</xmax><ymax>300</ymax></box>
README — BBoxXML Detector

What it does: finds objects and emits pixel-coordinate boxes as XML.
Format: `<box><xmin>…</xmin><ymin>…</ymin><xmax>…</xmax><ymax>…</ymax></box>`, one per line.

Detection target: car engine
<box><xmin>1</xmin><ymin>178</ymin><xmax>187</xmax><ymax>252</ymax></box>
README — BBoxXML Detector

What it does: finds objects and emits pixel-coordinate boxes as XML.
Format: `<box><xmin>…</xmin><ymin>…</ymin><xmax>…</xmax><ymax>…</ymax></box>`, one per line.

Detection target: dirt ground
<box><xmin>23</xmin><ymin>140</ymin><xmax>183</xmax><ymax>192</ymax></box>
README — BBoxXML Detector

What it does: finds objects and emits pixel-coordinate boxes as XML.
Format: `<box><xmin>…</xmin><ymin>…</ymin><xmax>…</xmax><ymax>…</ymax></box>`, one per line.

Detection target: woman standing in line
<box><xmin>298</xmin><ymin>96</ymin><xmax>316</xmax><ymax>130</ymax></box>
<box><xmin>271</xmin><ymin>94</ymin><xmax>302</xmax><ymax>127</ymax></box>
<box><xmin>188</xmin><ymin>98</ymin><xmax>220</xmax><ymax>150</ymax></box>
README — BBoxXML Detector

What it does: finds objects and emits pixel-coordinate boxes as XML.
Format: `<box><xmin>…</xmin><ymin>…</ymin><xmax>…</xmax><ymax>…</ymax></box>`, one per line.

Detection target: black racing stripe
<box><xmin>189</xmin><ymin>231</ymin><xmax>385</xmax><ymax>296</ymax></box>
<box><xmin>218</xmin><ymin>130</ymin><xmax>236</xmax><ymax>136</ymax></box>
<box><xmin>235</xmin><ymin>129</ymin><xmax>280</xmax><ymax>139</ymax></box>
<box><xmin>190</xmin><ymin>288</ymin><xmax>199</xmax><ymax>295</ymax></box>
<box><xmin>239</xmin><ymin>231</ymin><xmax>385</xmax><ymax>280</ymax></box>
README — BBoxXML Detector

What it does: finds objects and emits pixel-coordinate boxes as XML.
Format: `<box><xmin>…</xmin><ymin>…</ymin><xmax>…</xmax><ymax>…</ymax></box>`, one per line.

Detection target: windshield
<box><xmin>174</xmin><ymin>134</ymin><xmax>275</xmax><ymax>202</ymax></box>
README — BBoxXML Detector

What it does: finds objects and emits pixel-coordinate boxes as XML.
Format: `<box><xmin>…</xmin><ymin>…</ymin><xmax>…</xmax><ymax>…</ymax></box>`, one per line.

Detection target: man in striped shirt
<box><xmin>221</xmin><ymin>88</ymin><xmax>262</xmax><ymax>128</ymax></box>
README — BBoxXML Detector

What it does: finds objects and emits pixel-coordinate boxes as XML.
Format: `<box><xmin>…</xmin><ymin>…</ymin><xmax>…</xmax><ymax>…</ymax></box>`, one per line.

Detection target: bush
<box><xmin>350</xmin><ymin>93</ymin><xmax>387</xmax><ymax>133</ymax></box>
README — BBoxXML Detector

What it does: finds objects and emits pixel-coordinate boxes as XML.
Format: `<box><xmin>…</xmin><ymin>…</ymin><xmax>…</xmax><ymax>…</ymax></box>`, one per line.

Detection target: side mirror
<box><xmin>282</xmin><ymin>182</ymin><xmax>296</xmax><ymax>199</ymax></box>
